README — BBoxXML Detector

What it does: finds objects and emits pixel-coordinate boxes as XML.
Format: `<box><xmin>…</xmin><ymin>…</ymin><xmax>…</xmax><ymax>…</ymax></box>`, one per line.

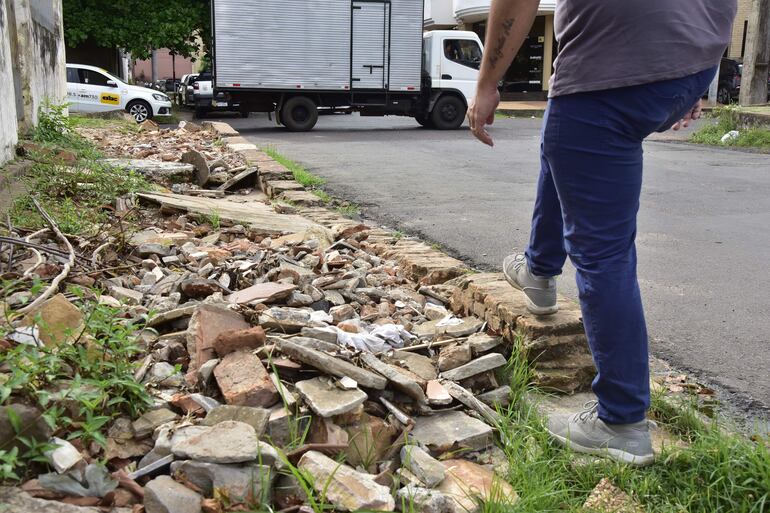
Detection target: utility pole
<box><xmin>739</xmin><ymin>0</ymin><xmax>770</xmax><ymax>106</ymax></box>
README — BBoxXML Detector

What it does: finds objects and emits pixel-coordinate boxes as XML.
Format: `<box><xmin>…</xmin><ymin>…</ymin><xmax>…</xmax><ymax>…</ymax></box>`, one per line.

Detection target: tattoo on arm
<box><xmin>489</xmin><ymin>17</ymin><xmax>515</xmax><ymax>69</ymax></box>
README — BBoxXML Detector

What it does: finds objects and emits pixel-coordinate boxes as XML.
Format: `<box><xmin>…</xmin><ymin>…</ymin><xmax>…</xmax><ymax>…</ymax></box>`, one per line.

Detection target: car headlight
<box><xmin>152</xmin><ymin>93</ymin><xmax>169</xmax><ymax>102</ymax></box>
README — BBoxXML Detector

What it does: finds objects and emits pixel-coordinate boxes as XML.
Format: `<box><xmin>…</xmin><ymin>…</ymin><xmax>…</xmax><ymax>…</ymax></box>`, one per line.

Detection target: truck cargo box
<box><xmin>212</xmin><ymin>0</ymin><xmax>424</xmax><ymax>93</ymax></box>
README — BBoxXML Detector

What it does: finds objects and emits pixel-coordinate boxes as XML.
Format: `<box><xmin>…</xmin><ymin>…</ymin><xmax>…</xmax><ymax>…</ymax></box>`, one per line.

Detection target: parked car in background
<box><xmin>177</xmin><ymin>73</ymin><xmax>198</xmax><ymax>107</ymax></box>
<box><xmin>718</xmin><ymin>58</ymin><xmax>741</xmax><ymax>104</ymax></box>
<box><xmin>191</xmin><ymin>71</ymin><xmax>243</xmax><ymax>119</ymax></box>
<box><xmin>66</xmin><ymin>63</ymin><xmax>172</xmax><ymax>122</ymax></box>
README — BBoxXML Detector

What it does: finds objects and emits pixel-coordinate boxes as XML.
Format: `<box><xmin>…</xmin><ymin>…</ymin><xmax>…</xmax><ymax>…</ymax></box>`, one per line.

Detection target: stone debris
<box><xmin>298</xmin><ymin>450</ymin><xmax>395</xmax><ymax>512</ymax></box>
<box><xmin>0</xmin><ymin>120</ymin><xmax>600</xmax><ymax>512</ymax></box>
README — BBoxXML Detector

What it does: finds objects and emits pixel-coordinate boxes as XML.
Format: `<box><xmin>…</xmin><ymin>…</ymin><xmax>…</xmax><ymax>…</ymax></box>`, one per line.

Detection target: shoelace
<box><xmin>512</xmin><ymin>253</ymin><xmax>527</xmax><ymax>273</ymax></box>
<box><xmin>576</xmin><ymin>400</ymin><xmax>599</xmax><ymax>422</ymax></box>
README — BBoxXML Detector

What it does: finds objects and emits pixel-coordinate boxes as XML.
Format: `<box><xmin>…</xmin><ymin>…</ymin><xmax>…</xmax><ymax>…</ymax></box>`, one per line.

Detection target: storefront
<box><xmin>425</xmin><ymin>0</ymin><xmax>557</xmax><ymax>99</ymax></box>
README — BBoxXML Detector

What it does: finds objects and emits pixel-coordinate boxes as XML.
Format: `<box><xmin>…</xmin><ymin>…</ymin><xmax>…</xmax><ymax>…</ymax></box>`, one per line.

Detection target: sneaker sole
<box><xmin>548</xmin><ymin>430</ymin><xmax>655</xmax><ymax>467</ymax></box>
<box><xmin>502</xmin><ymin>266</ymin><xmax>559</xmax><ymax>316</ymax></box>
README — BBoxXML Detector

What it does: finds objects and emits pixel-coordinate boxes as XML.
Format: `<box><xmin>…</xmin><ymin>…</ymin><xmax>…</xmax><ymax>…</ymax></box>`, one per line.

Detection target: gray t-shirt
<box><xmin>550</xmin><ymin>0</ymin><xmax>737</xmax><ymax>97</ymax></box>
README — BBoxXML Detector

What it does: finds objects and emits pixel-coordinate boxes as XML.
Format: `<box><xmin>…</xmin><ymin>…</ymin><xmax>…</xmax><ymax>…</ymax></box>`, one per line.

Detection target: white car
<box><xmin>66</xmin><ymin>63</ymin><xmax>173</xmax><ymax>122</ymax></box>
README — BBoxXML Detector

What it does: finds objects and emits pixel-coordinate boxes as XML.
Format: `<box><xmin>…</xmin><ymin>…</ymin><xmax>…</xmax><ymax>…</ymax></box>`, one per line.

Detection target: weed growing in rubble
<box><xmin>312</xmin><ymin>189</ymin><xmax>331</xmax><ymax>203</ymax></box>
<box><xmin>494</xmin><ymin>332</ymin><xmax>770</xmax><ymax>512</ymax></box>
<box><xmin>334</xmin><ymin>204</ymin><xmax>361</xmax><ymax>217</ymax></box>
<box><xmin>0</xmin><ymin>287</ymin><xmax>152</xmax><ymax>480</ymax></box>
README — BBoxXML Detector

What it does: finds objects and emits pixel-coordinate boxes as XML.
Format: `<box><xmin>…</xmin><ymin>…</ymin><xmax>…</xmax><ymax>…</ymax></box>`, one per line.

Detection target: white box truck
<box><xmin>211</xmin><ymin>0</ymin><xmax>484</xmax><ymax>131</ymax></box>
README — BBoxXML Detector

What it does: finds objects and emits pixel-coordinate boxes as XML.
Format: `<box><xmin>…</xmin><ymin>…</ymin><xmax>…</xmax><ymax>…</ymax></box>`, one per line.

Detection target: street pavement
<box><xmin>215</xmin><ymin>112</ymin><xmax>770</xmax><ymax>415</ymax></box>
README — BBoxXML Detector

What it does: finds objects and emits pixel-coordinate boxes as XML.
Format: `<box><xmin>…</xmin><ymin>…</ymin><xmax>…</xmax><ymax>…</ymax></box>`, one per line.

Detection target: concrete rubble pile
<box><xmin>3</xmin><ymin>209</ymin><xmax>519</xmax><ymax>512</ymax></box>
<box><xmin>79</xmin><ymin>120</ymin><xmax>255</xmax><ymax>193</ymax></box>
<box><xmin>0</xmin><ymin>121</ymin><xmax>596</xmax><ymax>512</ymax></box>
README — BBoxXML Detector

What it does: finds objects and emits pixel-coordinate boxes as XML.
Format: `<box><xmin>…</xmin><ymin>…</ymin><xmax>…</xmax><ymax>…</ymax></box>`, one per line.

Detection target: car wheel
<box><xmin>430</xmin><ymin>95</ymin><xmax>466</xmax><ymax>130</ymax></box>
<box><xmin>280</xmin><ymin>96</ymin><xmax>319</xmax><ymax>132</ymax></box>
<box><xmin>127</xmin><ymin>100</ymin><xmax>152</xmax><ymax>123</ymax></box>
<box><xmin>415</xmin><ymin>113</ymin><xmax>434</xmax><ymax>128</ymax></box>
<box><xmin>717</xmin><ymin>87</ymin><xmax>731</xmax><ymax>105</ymax></box>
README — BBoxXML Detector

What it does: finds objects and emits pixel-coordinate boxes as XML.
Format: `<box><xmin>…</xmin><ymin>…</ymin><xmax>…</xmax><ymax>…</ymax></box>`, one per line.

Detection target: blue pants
<box><xmin>525</xmin><ymin>67</ymin><xmax>716</xmax><ymax>424</ymax></box>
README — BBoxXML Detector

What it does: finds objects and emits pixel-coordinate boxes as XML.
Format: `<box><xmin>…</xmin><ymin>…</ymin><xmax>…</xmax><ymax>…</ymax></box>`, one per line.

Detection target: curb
<box><xmin>204</xmin><ymin>121</ymin><xmax>594</xmax><ymax>394</ymax></box>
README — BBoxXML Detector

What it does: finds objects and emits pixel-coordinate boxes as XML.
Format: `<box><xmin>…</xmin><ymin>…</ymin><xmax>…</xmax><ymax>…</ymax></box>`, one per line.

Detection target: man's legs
<box><xmin>528</xmin><ymin>67</ymin><xmax>716</xmax><ymax>464</ymax></box>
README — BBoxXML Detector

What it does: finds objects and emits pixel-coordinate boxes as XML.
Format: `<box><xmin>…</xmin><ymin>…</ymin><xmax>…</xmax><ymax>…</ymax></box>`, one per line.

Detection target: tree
<box><xmin>739</xmin><ymin>0</ymin><xmax>770</xmax><ymax>106</ymax></box>
<box><xmin>62</xmin><ymin>0</ymin><xmax>211</xmax><ymax>60</ymax></box>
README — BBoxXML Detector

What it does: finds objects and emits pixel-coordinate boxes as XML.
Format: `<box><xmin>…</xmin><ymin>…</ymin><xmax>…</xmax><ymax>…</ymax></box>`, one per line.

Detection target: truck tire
<box><xmin>430</xmin><ymin>95</ymin><xmax>466</xmax><ymax>130</ymax></box>
<box><xmin>415</xmin><ymin>113</ymin><xmax>434</xmax><ymax>128</ymax></box>
<box><xmin>127</xmin><ymin>100</ymin><xmax>152</xmax><ymax>123</ymax></box>
<box><xmin>281</xmin><ymin>96</ymin><xmax>319</xmax><ymax>131</ymax></box>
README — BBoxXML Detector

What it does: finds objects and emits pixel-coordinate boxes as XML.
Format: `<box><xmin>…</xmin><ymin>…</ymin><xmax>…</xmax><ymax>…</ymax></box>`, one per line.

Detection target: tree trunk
<box><xmin>739</xmin><ymin>0</ymin><xmax>770</xmax><ymax>106</ymax></box>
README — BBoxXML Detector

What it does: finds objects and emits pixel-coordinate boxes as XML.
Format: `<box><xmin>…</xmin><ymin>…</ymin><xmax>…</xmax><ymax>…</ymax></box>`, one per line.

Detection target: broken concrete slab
<box><xmin>229</xmin><ymin>282</ymin><xmax>296</xmax><ymax>305</ymax></box>
<box><xmin>144</xmin><ymin>475</ymin><xmax>202</xmax><ymax>513</ymax></box>
<box><xmin>171</xmin><ymin>421</ymin><xmax>258</xmax><ymax>464</ymax></box>
<box><xmin>202</xmin><ymin>405</ymin><xmax>271</xmax><ymax>436</ymax></box>
<box><xmin>180</xmin><ymin>150</ymin><xmax>210</xmax><ymax>186</ymax></box>
<box><xmin>410</xmin><ymin>411</ymin><xmax>493</xmax><ymax>454</ymax></box>
<box><xmin>298</xmin><ymin>450</ymin><xmax>395</xmax><ymax>512</ymax></box>
<box><xmin>171</xmin><ymin>460</ymin><xmax>273</xmax><ymax>502</ymax></box>
<box><xmin>217</xmin><ymin>167</ymin><xmax>258</xmax><ymax>191</ymax></box>
<box><xmin>275</xmin><ymin>339</ymin><xmax>387</xmax><ymax>390</ymax></box>
<box><xmin>137</xmin><ymin>192</ymin><xmax>322</xmax><ymax>236</ymax></box>
<box><xmin>295</xmin><ymin>378</ymin><xmax>367</xmax><ymax>417</ymax></box>
<box><xmin>441</xmin><ymin>353</ymin><xmax>507</xmax><ymax>381</ymax></box>
<box><xmin>259</xmin><ymin>307</ymin><xmax>312</xmax><ymax>333</ymax></box>
<box><xmin>104</xmin><ymin>159</ymin><xmax>194</xmax><ymax>183</ymax></box>
<box><xmin>360</xmin><ymin>353</ymin><xmax>427</xmax><ymax>405</ymax></box>
<box><xmin>132</xmin><ymin>408</ymin><xmax>179</xmax><ymax>438</ymax></box>
<box><xmin>401</xmin><ymin>445</ymin><xmax>446</xmax><ymax>487</ymax></box>
<box><xmin>437</xmin><ymin>459</ymin><xmax>518</xmax><ymax>512</ymax></box>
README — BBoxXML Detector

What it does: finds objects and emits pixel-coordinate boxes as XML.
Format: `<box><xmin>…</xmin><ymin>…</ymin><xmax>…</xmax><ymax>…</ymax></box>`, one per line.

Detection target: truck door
<box><xmin>351</xmin><ymin>1</ymin><xmax>390</xmax><ymax>90</ymax></box>
<box><xmin>439</xmin><ymin>36</ymin><xmax>483</xmax><ymax>104</ymax></box>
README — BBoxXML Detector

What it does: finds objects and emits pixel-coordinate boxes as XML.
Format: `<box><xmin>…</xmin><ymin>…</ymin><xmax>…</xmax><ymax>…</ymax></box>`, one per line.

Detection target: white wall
<box><xmin>0</xmin><ymin>0</ymin><xmax>67</xmax><ymax>166</ymax></box>
<box><xmin>0</xmin><ymin>1</ymin><xmax>18</xmax><ymax>164</ymax></box>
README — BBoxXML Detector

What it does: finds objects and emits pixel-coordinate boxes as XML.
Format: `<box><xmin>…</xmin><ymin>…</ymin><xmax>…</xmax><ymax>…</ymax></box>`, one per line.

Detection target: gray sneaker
<box><xmin>502</xmin><ymin>253</ymin><xmax>558</xmax><ymax>315</ymax></box>
<box><xmin>546</xmin><ymin>401</ymin><xmax>654</xmax><ymax>467</ymax></box>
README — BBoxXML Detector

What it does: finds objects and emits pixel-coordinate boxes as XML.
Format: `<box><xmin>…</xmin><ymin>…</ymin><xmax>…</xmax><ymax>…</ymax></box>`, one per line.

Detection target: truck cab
<box><xmin>424</xmin><ymin>30</ymin><xmax>483</xmax><ymax>108</ymax></box>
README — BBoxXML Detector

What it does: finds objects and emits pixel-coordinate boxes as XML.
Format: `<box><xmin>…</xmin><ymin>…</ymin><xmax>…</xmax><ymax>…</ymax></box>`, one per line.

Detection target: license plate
<box><xmin>215</xmin><ymin>102</ymin><xmax>228</xmax><ymax>107</ymax></box>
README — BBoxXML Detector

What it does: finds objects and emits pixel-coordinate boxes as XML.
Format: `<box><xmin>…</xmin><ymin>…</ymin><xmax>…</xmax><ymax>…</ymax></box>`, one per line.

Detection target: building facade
<box><xmin>133</xmin><ymin>49</ymin><xmax>196</xmax><ymax>84</ymax></box>
<box><xmin>728</xmin><ymin>0</ymin><xmax>754</xmax><ymax>60</ymax></box>
<box><xmin>425</xmin><ymin>0</ymin><xmax>557</xmax><ymax>99</ymax></box>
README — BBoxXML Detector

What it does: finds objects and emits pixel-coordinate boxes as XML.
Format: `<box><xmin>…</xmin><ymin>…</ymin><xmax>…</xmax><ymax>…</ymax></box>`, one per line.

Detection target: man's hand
<box><xmin>672</xmin><ymin>99</ymin><xmax>703</xmax><ymax>131</ymax></box>
<box><xmin>468</xmin><ymin>86</ymin><xmax>501</xmax><ymax>147</ymax></box>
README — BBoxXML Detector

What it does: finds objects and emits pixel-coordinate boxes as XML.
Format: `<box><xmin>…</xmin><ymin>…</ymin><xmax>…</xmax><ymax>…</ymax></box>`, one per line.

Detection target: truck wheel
<box><xmin>430</xmin><ymin>95</ymin><xmax>466</xmax><ymax>130</ymax></box>
<box><xmin>415</xmin><ymin>113</ymin><xmax>434</xmax><ymax>128</ymax></box>
<box><xmin>127</xmin><ymin>100</ymin><xmax>152</xmax><ymax>123</ymax></box>
<box><xmin>281</xmin><ymin>96</ymin><xmax>318</xmax><ymax>132</ymax></box>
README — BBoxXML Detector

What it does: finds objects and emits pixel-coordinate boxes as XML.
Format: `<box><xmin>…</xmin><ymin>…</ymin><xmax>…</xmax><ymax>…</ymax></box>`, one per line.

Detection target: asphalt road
<box><xmin>216</xmin><ymin>112</ymin><xmax>770</xmax><ymax>415</ymax></box>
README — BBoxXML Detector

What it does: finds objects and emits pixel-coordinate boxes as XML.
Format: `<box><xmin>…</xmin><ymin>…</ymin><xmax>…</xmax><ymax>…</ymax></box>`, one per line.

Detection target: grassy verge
<box><xmin>691</xmin><ymin>106</ymin><xmax>770</xmax><ymax>149</ymax></box>
<box><xmin>494</xmin><ymin>333</ymin><xmax>770</xmax><ymax>512</ymax></box>
<box><xmin>262</xmin><ymin>146</ymin><xmax>361</xmax><ymax>217</ymax></box>
<box><xmin>263</xmin><ymin>146</ymin><xmax>326</xmax><ymax>188</ymax></box>
<box><xmin>7</xmin><ymin>107</ymin><xmax>150</xmax><ymax>234</ymax></box>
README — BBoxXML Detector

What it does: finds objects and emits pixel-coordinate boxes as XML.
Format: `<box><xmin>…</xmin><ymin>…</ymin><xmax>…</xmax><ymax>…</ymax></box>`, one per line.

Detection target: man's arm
<box><xmin>469</xmin><ymin>0</ymin><xmax>540</xmax><ymax>146</ymax></box>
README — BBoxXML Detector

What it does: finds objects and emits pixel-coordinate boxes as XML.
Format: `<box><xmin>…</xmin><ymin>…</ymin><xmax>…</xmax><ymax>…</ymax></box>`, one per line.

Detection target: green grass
<box><xmin>9</xmin><ymin>105</ymin><xmax>150</xmax><ymax>234</ymax></box>
<box><xmin>334</xmin><ymin>204</ymin><xmax>360</xmax><ymax>217</ymax></box>
<box><xmin>263</xmin><ymin>146</ymin><xmax>326</xmax><ymax>188</ymax></box>
<box><xmin>691</xmin><ymin>106</ymin><xmax>770</xmax><ymax>149</ymax></box>
<box><xmin>492</xmin><ymin>332</ymin><xmax>770</xmax><ymax>512</ymax></box>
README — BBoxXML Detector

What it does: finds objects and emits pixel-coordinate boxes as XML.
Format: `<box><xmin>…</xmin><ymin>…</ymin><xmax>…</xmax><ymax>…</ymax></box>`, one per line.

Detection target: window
<box><xmin>66</xmin><ymin>68</ymin><xmax>80</xmax><ymax>84</ymax></box>
<box><xmin>443</xmin><ymin>39</ymin><xmax>483</xmax><ymax>70</ymax></box>
<box><xmin>78</xmin><ymin>69</ymin><xmax>111</xmax><ymax>86</ymax></box>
